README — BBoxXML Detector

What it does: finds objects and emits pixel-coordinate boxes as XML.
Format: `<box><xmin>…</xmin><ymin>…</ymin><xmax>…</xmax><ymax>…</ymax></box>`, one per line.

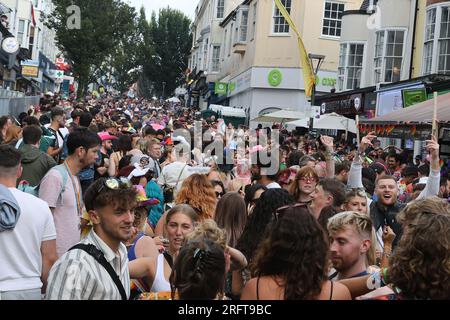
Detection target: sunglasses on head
<box><xmin>273</xmin><ymin>203</ymin><xmax>308</xmax><ymax>221</ymax></box>
<box><xmin>93</xmin><ymin>177</ymin><xmax>132</xmax><ymax>202</ymax></box>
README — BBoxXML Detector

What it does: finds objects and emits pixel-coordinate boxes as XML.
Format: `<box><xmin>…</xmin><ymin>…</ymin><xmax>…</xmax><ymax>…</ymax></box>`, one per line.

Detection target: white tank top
<box><xmin>150</xmin><ymin>254</ymin><xmax>171</xmax><ymax>292</ymax></box>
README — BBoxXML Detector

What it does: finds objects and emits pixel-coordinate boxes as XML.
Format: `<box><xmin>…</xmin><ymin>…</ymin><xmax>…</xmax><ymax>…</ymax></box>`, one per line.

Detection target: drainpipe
<box><xmin>409</xmin><ymin>0</ymin><xmax>419</xmax><ymax>79</ymax></box>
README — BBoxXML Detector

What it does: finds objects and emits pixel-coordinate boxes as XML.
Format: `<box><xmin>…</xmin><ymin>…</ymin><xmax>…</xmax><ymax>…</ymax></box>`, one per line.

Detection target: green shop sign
<box><xmin>403</xmin><ymin>88</ymin><xmax>427</xmax><ymax>107</ymax></box>
<box><xmin>268</xmin><ymin>69</ymin><xmax>282</xmax><ymax>87</ymax></box>
<box><xmin>315</xmin><ymin>76</ymin><xmax>337</xmax><ymax>87</ymax></box>
<box><xmin>215</xmin><ymin>82</ymin><xmax>228</xmax><ymax>95</ymax></box>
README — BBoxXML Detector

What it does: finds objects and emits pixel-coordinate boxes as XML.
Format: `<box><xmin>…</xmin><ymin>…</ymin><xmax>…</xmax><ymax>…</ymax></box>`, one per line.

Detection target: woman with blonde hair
<box><xmin>182</xmin><ymin>219</ymin><xmax>247</xmax><ymax>299</ymax></box>
<box><xmin>154</xmin><ymin>174</ymin><xmax>217</xmax><ymax>236</ymax></box>
<box><xmin>3</xmin><ymin>125</ymin><xmax>22</xmax><ymax>146</ymax></box>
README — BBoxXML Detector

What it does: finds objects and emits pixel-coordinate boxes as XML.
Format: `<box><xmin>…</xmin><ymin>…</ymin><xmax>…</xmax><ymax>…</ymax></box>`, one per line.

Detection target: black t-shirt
<box><xmin>94</xmin><ymin>151</ymin><xmax>110</xmax><ymax>180</ymax></box>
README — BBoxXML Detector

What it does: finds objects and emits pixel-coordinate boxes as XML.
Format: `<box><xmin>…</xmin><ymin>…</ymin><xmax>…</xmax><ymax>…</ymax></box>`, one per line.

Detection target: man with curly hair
<box><xmin>383</xmin><ymin>197</ymin><xmax>450</xmax><ymax>300</ymax></box>
<box><xmin>45</xmin><ymin>178</ymin><xmax>138</xmax><ymax>300</ymax></box>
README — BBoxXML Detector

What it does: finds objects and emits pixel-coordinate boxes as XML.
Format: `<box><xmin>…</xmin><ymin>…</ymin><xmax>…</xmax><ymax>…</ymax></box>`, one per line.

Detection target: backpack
<box><xmin>18</xmin><ymin>165</ymin><xmax>69</xmax><ymax>202</ymax></box>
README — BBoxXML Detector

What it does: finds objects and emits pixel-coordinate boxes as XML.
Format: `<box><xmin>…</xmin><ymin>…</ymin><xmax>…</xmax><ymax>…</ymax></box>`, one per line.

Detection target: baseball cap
<box><xmin>97</xmin><ymin>131</ymin><xmax>117</xmax><ymax>141</ymax></box>
<box><xmin>130</xmin><ymin>154</ymin><xmax>155</xmax><ymax>171</ymax></box>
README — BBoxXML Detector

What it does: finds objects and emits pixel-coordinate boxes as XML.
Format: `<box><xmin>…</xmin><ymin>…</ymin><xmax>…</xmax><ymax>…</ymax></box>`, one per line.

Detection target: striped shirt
<box><xmin>45</xmin><ymin>230</ymin><xmax>130</xmax><ymax>300</ymax></box>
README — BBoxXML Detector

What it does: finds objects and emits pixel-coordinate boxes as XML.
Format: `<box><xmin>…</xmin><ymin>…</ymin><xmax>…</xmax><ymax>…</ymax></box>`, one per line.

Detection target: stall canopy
<box><xmin>251</xmin><ymin>110</ymin><xmax>305</xmax><ymax>123</ymax></box>
<box><xmin>362</xmin><ymin>91</ymin><xmax>450</xmax><ymax>124</ymax></box>
<box><xmin>287</xmin><ymin>112</ymin><xmax>357</xmax><ymax>133</ymax></box>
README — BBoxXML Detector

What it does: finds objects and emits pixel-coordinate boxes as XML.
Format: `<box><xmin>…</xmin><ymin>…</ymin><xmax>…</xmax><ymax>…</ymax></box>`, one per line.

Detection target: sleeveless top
<box><xmin>127</xmin><ymin>232</ymin><xmax>145</xmax><ymax>261</ymax></box>
<box><xmin>256</xmin><ymin>277</ymin><xmax>334</xmax><ymax>300</ymax></box>
<box><xmin>150</xmin><ymin>254</ymin><xmax>171</xmax><ymax>292</ymax></box>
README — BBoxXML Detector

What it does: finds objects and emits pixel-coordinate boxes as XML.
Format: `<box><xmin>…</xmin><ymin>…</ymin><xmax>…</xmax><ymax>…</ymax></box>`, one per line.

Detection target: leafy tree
<box><xmin>46</xmin><ymin>0</ymin><xmax>137</xmax><ymax>96</ymax></box>
<box><xmin>146</xmin><ymin>8</ymin><xmax>192</xmax><ymax>98</ymax></box>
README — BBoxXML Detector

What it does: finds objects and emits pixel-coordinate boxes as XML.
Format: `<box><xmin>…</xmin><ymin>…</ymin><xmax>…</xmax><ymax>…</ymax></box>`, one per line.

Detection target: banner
<box><xmin>402</xmin><ymin>88</ymin><xmax>427</xmax><ymax>107</ymax></box>
<box><xmin>274</xmin><ymin>0</ymin><xmax>315</xmax><ymax>98</ymax></box>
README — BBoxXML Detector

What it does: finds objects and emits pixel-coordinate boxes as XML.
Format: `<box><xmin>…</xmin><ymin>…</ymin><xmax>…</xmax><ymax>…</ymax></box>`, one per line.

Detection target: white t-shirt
<box><xmin>0</xmin><ymin>188</ymin><xmax>56</xmax><ymax>292</ymax></box>
<box><xmin>157</xmin><ymin>161</ymin><xmax>192</xmax><ymax>193</ymax></box>
<box><xmin>266</xmin><ymin>182</ymin><xmax>282</xmax><ymax>189</ymax></box>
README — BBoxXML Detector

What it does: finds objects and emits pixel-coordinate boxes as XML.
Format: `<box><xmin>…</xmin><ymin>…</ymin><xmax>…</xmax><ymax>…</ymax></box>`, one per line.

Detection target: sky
<box><xmin>127</xmin><ymin>0</ymin><xmax>198</xmax><ymax>20</ymax></box>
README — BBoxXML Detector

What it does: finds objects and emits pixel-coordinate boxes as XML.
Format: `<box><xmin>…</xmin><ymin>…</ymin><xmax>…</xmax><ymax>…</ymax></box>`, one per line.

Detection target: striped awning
<box><xmin>361</xmin><ymin>91</ymin><xmax>450</xmax><ymax>124</ymax></box>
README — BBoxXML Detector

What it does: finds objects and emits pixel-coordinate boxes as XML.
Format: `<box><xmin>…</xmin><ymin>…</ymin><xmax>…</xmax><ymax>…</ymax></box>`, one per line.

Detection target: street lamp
<box><xmin>308</xmin><ymin>53</ymin><xmax>326</xmax><ymax>136</ymax></box>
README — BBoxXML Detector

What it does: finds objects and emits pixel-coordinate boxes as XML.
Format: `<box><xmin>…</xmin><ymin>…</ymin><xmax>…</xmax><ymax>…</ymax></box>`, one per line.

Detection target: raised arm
<box><xmin>417</xmin><ymin>135</ymin><xmax>440</xmax><ymax>200</ymax></box>
<box><xmin>227</xmin><ymin>246</ymin><xmax>248</xmax><ymax>271</ymax></box>
<box><xmin>347</xmin><ymin>132</ymin><xmax>377</xmax><ymax>189</ymax></box>
<box><xmin>321</xmin><ymin>135</ymin><xmax>335</xmax><ymax>178</ymax></box>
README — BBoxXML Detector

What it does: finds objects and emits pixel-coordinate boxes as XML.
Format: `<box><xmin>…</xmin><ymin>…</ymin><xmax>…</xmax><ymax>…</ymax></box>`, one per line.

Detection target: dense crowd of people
<box><xmin>0</xmin><ymin>91</ymin><xmax>448</xmax><ymax>300</ymax></box>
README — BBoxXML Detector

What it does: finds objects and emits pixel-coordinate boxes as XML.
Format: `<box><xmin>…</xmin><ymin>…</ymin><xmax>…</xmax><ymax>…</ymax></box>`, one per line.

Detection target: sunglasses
<box><xmin>215</xmin><ymin>191</ymin><xmax>225</xmax><ymax>198</ymax></box>
<box><xmin>93</xmin><ymin>177</ymin><xmax>132</xmax><ymax>202</ymax></box>
<box><xmin>273</xmin><ymin>203</ymin><xmax>308</xmax><ymax>221</ymax></box>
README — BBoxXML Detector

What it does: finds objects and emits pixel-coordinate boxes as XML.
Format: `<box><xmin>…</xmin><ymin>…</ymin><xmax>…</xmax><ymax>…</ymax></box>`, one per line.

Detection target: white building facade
<box><xmin>1</xmin><ymin>0</ymin><xmax>58</xmax><ymax>92</ymax></box>
<box><xmin>190</xmin><ymin>0</ymin><xmax>363</xmax><ymax>125</ymax></box>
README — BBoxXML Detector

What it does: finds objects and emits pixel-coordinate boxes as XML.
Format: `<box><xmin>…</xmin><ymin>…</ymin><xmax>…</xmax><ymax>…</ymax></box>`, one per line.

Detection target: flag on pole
<box><xmin>30</xmin><ymin>1</ymin><xmax>36</xmax><ymax>26</ymax></box>
<box><xmin>274</xmin><ymin>0</ymin><xmax>315</xmax><ymax>98</ymax></box>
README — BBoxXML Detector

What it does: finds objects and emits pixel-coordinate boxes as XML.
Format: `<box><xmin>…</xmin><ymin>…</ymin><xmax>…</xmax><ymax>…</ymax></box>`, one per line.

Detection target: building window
<box><xmin>212</xmin><ymin>45</ymin><xmax>220</xmax><ymax>72</ymax></box>
<box><xmin>251</xmin><ymin>3</ymin><xmax>257</xmax><ymax>40</ymax></box>
<box><xmin>374</xmin><ymin>31</ymin><xmax>384</xmax><ymax>83</ymax></box>
<box><xmin>423</xmin><ymin>8</ymin><xmax>436</xmax><ymax>75</ymax></box>
<box><xmin>438</xmin><ymin>7</ymin><xmax>450</xmax><ymax>74</ymax></box>
<box><xmin>273</xmin><ymin>0</ymin><xmax>291</xmax><ymax>34</ymax></box>
<box><xmin>374</xmin><ymin>30</ymin><xmax>404</xmax><ymax>84</ymax></box>
<box><xmin>322</xmin><ymin>1</ymin><xmax>345</xmax><ymax>37</ymax></box>
<box><xmin>385</xmin><ymin>31</ymin><xmax>404</xmax><ymax>83</ymax></box>
<box><xmin>240</xmin><ymin>10</ymin><xmax>249</xmax><ymax>42</ymax></box>
<box><xmin>337</xmin><ymin>44</ymin><xmax>346</xmax><ymax>90</ymax></box>
<box><xmin>346</xmin><ymin>44</ymin><xmax>364</xmax><ymax>89</ymax></box>
<box><xmin>217</xmin><ymin>0</ymin><xmax>224</xmax><ymax>19</ymax></box>
<box><xmin>235</xmin><ymin>9</ymin><xmax>249</xmax><ymax>44</ymax></box>
<box><xmin>18</xmin><ymin>19</ymin><xmax>25</xmax><ymax>46</ymax></box>
<box><xmin>338</xmin><ymin>43</ymin><xmax>364</xmax><ymax>91</ymax></box>
<box><xmin>421</xmin><ymin>5</ymin><xmax>450</xmax><ymax>75</ymax></box>
<box><xmin>28</xmin><ymin>25</ymin><xmax>35</xmax><ymax>59</ymax></box>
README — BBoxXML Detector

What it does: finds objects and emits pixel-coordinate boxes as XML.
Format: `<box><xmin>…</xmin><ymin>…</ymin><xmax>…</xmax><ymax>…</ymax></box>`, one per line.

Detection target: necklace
<box><xmin>64</xmin><ymin>160</ymin><xmax>83</xmax><ymax>217</ymax></box>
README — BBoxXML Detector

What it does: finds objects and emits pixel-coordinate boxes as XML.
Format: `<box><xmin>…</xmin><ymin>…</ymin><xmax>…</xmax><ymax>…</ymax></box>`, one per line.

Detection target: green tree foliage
<box><xmin>47</xmin><ymin>2</ymin><xmax>192</xmax><ymax>98</ymax></box>
<box><xmin>46</xmin><ymin>0</ymin><xmax>137</xmax><ymax>96</ymax></box>
<box><xmin>145</xmin><ymin>8</ymin><xmax>192</xmax><ymax>98</ymax></box>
